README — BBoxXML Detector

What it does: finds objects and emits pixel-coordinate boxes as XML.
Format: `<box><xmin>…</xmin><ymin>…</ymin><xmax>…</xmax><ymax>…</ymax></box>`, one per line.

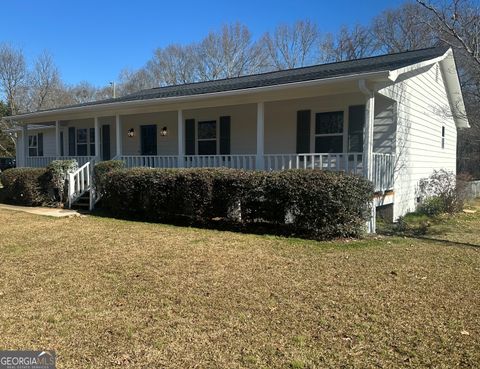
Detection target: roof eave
<box><xmin>439</xmin><ymin>49</ymin><xmax>470</xmax><ymax>128</ymax></box>
<box><xmin>9</xmin><ymin>70</ymin><xmax>391</xmax><ymax>123</ymax></box>
<box><xmin>387</xmin><ymin>50</ymin><xmax>450</xmax><ymax>82</ymax></box>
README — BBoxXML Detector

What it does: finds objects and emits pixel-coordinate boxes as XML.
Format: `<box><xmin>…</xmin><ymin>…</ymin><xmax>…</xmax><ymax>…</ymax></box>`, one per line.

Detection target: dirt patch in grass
<box><xmin>0</xmin><ymin>206</ymin><xmax>479</xmax><ymax>368</ymax></box>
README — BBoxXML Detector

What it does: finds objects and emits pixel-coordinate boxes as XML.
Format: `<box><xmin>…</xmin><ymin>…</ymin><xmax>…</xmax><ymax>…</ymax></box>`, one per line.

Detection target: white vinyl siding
<box><xmin>378</xmin><ymin>62</ymin><xmax>457</xmax><ymax>219</ymax></box>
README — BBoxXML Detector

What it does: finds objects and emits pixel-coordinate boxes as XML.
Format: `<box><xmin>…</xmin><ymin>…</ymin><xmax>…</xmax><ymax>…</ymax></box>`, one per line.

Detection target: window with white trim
<box><xmin>28</xmin><ymin>134</ymin><xmax>38</xmax><ymax>157</ymax></box>
<box><xmin>198</xmin><ymin>120</ymin><xmax>216</xmax><ymax>155</ymax></box>
<box><xmin>76</xmin><ymin>128</ymin><xmax>95</xmax><ymax>156</ymax></box>
<box><xmin>315</xmin><ymin>111</ymin><xmax>344</xmax><ymax>153</ymax></box>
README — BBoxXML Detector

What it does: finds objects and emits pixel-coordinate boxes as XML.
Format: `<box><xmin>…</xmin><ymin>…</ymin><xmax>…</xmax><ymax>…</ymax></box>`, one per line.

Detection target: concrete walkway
<box><xmin>0</xmin><ymin>204</ymin><xmax>81</xmax><ymax>218</ymax></box>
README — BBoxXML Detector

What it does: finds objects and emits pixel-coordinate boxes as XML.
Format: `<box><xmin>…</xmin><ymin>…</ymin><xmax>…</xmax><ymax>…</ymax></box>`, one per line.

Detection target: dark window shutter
<box><xmin>185</xmin><ymin>119</ymin><xmax>195</xmax><ymax>155</ymax></box>
<box><xmin>60</xmin><ymin>131</ymin><xmax>64</xmax><ymax>156</ymax></box>
<box><xmin>68</xmin><ymin>127</ymin><xmax>76</xmax><ymax>156</ymax></box>
<box><xmin>102</xmin><ymin>125</ymin><xmax>110</xmax><ymax>160</ymax></box>
<box><xmin>37</xmin><ymin>133</ymin><xmax>44</xmax><ymax>157</ymax></box>
<box><xmin>348</xmin><ymin>105</ymin><xmax>365</xmax><ymax>152</ymax></box>
<box><xmin>89</xmin><ymin>128</ymin><xmax>95</xmax><ymax>156</ymax></box>
<box><xmin>219</xmin><ymin>116</ymin><xmax>231</xmax><ymax>155</ymax></box>
<box><xmin>296</xmin><ymin>110</ymin><xmax>311</xmax><ymax>153</ymax></box>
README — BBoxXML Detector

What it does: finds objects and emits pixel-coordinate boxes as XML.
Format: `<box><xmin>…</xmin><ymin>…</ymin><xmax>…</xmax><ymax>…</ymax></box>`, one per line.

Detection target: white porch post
<box><xmin>361</xmin><ymin>85</ymin><xmax>375</xmax><ymax>181</ymax></box>
<box><xmin>177</xmin><ymin>109</ymin><xmax>184</xmax><ymax>168</ymax></box>
<box><xmin>115</xmin><ymin>114</ymin><xmax>122</xmax><ymax>158</ymax></box>
<box><xmin>22</xmin><ymin>124</ymin><xmax>28</xmax><ymax>167</ymax></box>
<box><xmin>94</xmin><ymin>117</ymin><xmax>100</xmax><ymax>160</ymax></box>
<box><xmin>359</xmin><ymin>80</ymin><xmax>376</xmax><ymax>233</ymax></box>
<box><xmin>55</xmin><ymin>120</ymin><xmax>61</xmax><ymax>158</ymax></box>
<box><xmin>256</xmin><ymin>102</ymin><xmax>265</xmax><ymax>170</ymax></box>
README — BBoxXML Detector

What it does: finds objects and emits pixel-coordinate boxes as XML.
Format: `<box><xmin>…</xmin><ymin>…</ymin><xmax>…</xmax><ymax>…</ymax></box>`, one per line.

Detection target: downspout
<box><xmin>359</xmin><ymin>79</ymin><xmax>376</xmax><ymax>233</ymax></box>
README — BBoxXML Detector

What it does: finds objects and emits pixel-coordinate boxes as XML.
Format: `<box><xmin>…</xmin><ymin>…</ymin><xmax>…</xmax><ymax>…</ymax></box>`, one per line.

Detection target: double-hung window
<box><xmin>315</xmin><ymin>111</ymin><xmax>344</xmax><ymax>153</ymax></box>
<box><xmin>76</xmin><ymin>128</ymin><xmax>95</xmax><ymax>156</ymax></box>
<box><xmin>198</xmin><ymin>121</ymin><xmax>217</xmax><ymax>155</ymax></box>
<box><xmin>28</xmin><ymin>135</ymin><xmax>38</xmax><ymax>157</ymax></box>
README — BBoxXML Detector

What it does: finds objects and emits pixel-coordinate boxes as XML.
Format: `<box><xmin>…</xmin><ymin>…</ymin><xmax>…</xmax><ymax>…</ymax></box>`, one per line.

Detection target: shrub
<box><xmin>0</xmin><ymin>168</ymin><xmax>50</xmax><ymax>206</ymax></box>
<box><xmin>102</xmin><ymin>168</ymin><xmax>374</xmax><ymax>240</ymax></box>
<box><xmin>418</xmin><ymin>196</ymin><xmax>445</xmax><ymax>217</ymax></box>
<box><xmin>46</xmin><ymin>160</ymin><xmax>78</xmax><ymax>203</ymax></box>
<box><xmin>94</xmin><ymin>160</ymin><xmax>125</xmax><ymax>195</ymax></box>
<box><xmin>418</xmin><ymin>169</ymin><xmax>471</xmax><ymax>215</ymax></box>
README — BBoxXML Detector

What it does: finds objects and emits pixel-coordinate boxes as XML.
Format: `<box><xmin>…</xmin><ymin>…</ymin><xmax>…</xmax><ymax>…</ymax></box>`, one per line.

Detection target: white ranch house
<box><xmin>8</xmin><ymin>47</ymin><xmax>469</xmax><ymax>230</ymax></box>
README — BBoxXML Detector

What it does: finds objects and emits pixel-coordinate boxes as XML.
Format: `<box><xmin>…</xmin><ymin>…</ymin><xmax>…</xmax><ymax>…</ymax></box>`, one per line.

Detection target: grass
<box><xmin>0</xmin><ymin>203</ymin><xmax>479</xmax><ymax>368</ymax></box>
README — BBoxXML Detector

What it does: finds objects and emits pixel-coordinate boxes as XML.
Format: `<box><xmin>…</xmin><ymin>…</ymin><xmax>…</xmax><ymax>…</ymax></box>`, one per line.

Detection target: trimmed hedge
<box><xmin>0</xmin><ymin>160</ymin><xmax>78</xmax><ymax>206</ymax></box>
<box><xmin>0</xmin><ymin>168</ymin><xmax>50</xmax><ymax>206</ymax></box>
<box><xmin>94</xmin><ymin>160</ymin><xmax>125</xmax><ymax>195</ymax></box>
<box><xmin>46</xmin><ymin>160</ymin><xmax>78</xmax><ymax>203</ymax></box>
<box><xmin>102</xmin><ymin>168</ymin><xmax>374</xmax><ymax>239</ymax></box>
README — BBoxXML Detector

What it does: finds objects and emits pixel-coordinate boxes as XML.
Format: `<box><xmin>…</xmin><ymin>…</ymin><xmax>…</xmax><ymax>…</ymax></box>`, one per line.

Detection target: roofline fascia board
<box><xmin>9</xmin><ymin>70</ymin><xmax>390</xmax><ymax>123</ymax></box>
<box><xmin>438</xmin><ymin>51</ymin><xmax>470</xmax><ymax>128</ymax></box>
<box><xmin>5</xmin><ymin>125</ymin><xmax>56</xmax><ymax>133</ymax></box>
<box><xmin>387</xmin><ymin>50</ymin><xmax>450</xmax><ymax>82</ymax></box>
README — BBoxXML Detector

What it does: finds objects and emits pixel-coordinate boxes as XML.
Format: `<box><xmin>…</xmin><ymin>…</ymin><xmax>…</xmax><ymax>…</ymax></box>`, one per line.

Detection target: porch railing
<box><xmin>120</xmin><ymin>155</ymin><xmax>178</xmax><ymax>168</ymax></box>
<box><xmin>263</xmin><ymin>153</ymin><xmax>363</xmax><ymax>174</ymax></box>
<box><xmin>372</xmin><ymin>153</ymin><xmax>395</xmax><ymax>192</ymax></box>
<box><xmin>25</xmin><ymin>156</ymin><xmax>95</xmax><ymax>168</ymax></box>
<box><xmin>184</xmin><ymin>155</ymin><xmax>256</xmax><ymax>169</ymax></box>
<box><xmin>67</xmin><ymin>161</ymin><xmax>92</xmax><ymax>208</ymax></box>
<box><xmin>116</xmin><ymin>153</ymin><xmax>394</xmax><ymax>191</ymax></box>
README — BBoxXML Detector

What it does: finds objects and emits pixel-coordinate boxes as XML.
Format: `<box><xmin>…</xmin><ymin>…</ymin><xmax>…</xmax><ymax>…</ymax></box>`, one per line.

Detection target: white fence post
<box><xmin>68</xmin><ymin>172</ymin><xmax>75</xmax><ymax>208</ymax></box>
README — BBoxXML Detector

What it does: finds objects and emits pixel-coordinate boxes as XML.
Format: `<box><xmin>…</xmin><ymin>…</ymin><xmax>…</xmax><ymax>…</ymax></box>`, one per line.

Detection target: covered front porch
<box><xmin>16</xmin><ymin>91</ymin><xmax>396</xmax><ymax>193</ymax></box>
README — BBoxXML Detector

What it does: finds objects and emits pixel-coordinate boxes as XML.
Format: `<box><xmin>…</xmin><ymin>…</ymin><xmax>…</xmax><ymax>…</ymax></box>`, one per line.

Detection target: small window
<box><xmin>441</xmin><ymin>126</ymin><xmax>445</xmax><ymax>149</ymax></box>
<box><xmin>28</xmin><ymin>135</ymin><xmax>38</xmax><ymax>157</ymax></box>
<box><xmin>315</xmin><ymin>111</ymin><xmax>344</xmax><ymax>153</ymax></box>
<box><xmin>198</xmin><ymin>121</ymin><xmax>216</xmax><ymax>155</ymax></box>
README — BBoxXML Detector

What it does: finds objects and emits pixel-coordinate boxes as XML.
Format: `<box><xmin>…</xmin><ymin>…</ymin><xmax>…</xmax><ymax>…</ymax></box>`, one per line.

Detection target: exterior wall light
<box><xmin>160</xmin><ymin>126</ymin><xmax>168</xmax><ymax>136</ymax></box>
<box><xmin>127</xmin><ymin>128</ymin><xmax>135</xmax><ymax>137</ymax></box>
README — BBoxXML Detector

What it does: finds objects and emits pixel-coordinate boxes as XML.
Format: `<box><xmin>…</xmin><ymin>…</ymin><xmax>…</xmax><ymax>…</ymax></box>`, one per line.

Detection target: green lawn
<box><xmin>0</xmin><ymin>202</ymin><xmax>479</xmax><ymax>368</ymax></box>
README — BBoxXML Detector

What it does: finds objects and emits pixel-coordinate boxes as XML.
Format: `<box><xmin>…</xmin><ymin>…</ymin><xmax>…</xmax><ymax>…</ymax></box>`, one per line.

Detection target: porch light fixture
<box><xmin>160</xmin><ymin>126</ymin><xmax>168</xmax><ymax>136</ymax></box>
<box><xmin>127</xmin><ymin>128</ymin><xmax>135</xmax><ymax>137</ymax></box>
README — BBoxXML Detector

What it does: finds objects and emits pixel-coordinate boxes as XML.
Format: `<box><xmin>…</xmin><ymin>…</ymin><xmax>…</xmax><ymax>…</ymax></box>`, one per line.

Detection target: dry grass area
<box><xmin>0</xmin><ymin>203</ymin><xmax>479</xmax><ymax>368</ymax></box>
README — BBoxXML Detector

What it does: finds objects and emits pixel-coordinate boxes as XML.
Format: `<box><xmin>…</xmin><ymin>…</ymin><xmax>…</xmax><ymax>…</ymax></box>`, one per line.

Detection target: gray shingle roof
<box><xmin>31</xmin><ymin>46</ymin><xmax>450</xmax><ymax>114</ymax></box>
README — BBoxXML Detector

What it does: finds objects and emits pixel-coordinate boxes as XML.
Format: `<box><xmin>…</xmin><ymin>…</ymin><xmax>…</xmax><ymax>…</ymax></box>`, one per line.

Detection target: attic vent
<box><xmin>435</xmin><ymin>64</ymin><xmax>440</xmax><ymax>83</ymax></box>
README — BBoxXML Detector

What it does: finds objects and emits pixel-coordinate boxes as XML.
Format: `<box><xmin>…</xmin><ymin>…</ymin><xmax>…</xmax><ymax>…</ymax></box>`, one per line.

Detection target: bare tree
<box><xmin>66</xmin><ymin>81</ymin><xmax>99</xmax><ymax>104</ymax></box>
<box><xmin>117</xmin><ymin>68</ymin><xmax>154</xmax><ymax>96</ymax></box>
<box><xmin>147</xmin><ymin>44</ymin><xmax>198</xmax><ymax>86</ymax></box>
<box><xmin>372</xmin><ymin>3</ymin><xmax>437</xmax><ymax>53</ymax></box>
<box><xmin>263</xmin><ymin>20</ymin><xmax>319</xmax><ymax>69</ymax></box>
<box><xmin>28</xmin><ymin>51</ymin><xmax>61</xmax><ymax>111</ymax></box>
<box><xmin>197</xmin><ymin>22</ymin><xmax>268</xmax><ymax>79</ymax></box>
<box><xmin>0</xmin><ymin>100</ymin><xmax>15</xmax><ymax>156</ymax></box>
<box><xmin>0</xmin><ymin>43</ymin><xmax>26</xmax><ymax>114</ymax></box>
<box><xmin>320</xmin><ymin>24</ymin><xmax>378</xmax><ymax>62</ymax></box>
<box><xmin>417</xmin><ymin>0</ymin><xmax>480</xmax><ymax>65</ymax></box>
<box><xmin>416</xmin><ymin>0</ymin><xmax>480</xmax><ymax>177</ymax></box>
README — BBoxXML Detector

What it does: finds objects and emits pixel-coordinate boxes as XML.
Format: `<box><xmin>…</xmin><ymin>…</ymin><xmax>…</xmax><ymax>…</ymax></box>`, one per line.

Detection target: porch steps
<box><xmin>70</xmin><ymin>191</ymin><xmax>91</xmax><ymax>212</ymax></box>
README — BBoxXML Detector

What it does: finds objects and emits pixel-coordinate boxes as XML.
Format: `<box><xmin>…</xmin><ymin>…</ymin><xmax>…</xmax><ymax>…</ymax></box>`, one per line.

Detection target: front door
<box><xmin>141</xmin><ymin>125</ymin><xmax>157</xmax><ymax>155</ymax></box>
<box><xmin>102</xmin><ymin>125</ymin><xmax>111</xmax><ymax>160</ymax></box>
